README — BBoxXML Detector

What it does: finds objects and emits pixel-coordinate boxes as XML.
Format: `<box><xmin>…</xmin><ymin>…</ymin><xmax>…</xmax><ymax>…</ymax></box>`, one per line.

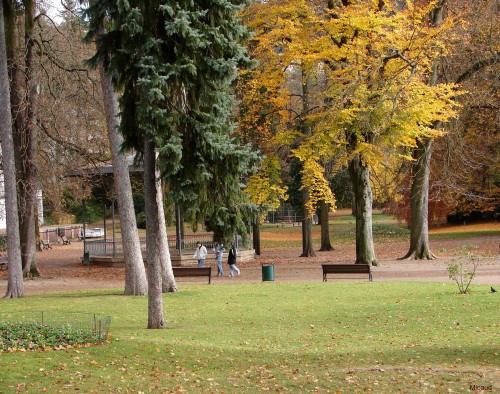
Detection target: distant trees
<box><xmin>392</xmin><ymin>0</ymin><xmax>499</xmax><ymax>255</ymax></box>
<box><xmin>241</xmin><ymin>0</ymin><xmax>460</xmax><ymax>264</ymax></box>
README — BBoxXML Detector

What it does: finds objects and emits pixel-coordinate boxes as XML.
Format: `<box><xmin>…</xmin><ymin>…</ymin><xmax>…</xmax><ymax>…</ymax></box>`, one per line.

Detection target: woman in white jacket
<box><xmin>193</xmin><ymin>241</ymin><xmax>208</xmax><ymax>267</ymax></box>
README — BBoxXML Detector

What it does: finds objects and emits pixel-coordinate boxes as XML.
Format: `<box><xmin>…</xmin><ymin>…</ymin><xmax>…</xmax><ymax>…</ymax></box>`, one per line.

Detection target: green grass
<box><xmin>430</xmin><ymin>230</ymin><xmax>500</xmax><ymax>240</ymax></box>
<box><xmin>261</xmin><ymin>213</ymin><xmax>500</xmax><ymax>249</ymax></box>
<box><xmin>1</xmin><ymin>283</ymin><xmax>498</xmax><ymax>392</ymax></box>
<box><xmin>261</xmin><ymin>213</ymin><xmax>410</xmax><ymax>248</ymax></box>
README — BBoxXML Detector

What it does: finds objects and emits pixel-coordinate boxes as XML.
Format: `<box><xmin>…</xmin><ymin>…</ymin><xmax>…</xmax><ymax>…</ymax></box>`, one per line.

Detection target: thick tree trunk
<box><xmin>401</xmin><ymin>137</ymin><xmax>436</xmax><ymax>260</ymax></box>
<box><xmin>144</xmin><ymin>136</ymin><xmax>165</xmax><ymax>329</ymax></box>
<box><xmin>299</xmin><ymin>67</ymin><xmax>316</xmax><ymax>258</ymax></box>
<box><xmin>10</xmin><ymin>0</ymin><xmax>39</xmax><ymax>278</ymax></box>
<box><xmin>252</xmin><ymin>217</ymin><xmax>261</xmax><ymax>256</ymax></box>
<box><xmin>319</xmin><ymin>201</ymin><xmax>334</xmax><ymax>251</ymax></box>
<box><xmin>1</xmin><ymin>1</ymin><xmax>24</xmax><ymax>297</ymax></box>
<box><xmin>97</xmin><ymin>57</ymin><xmax>148</xmax><ymax>295</ymax></box>
<box><xmin>348</xmin><ymin>157</ymin><xmax>378</xmax><ymax>266</ymax></box>
<box><xmin>402</xmin><ymin>2</ymin><xmax>445</xmax><ymax>260</ymax></box>
<box><xmin>301</xmin><ymin>188</ymin><xmax>316</xmax><ymax>257</ymax></box>
<box><xmin>157</xmin><ymin>181</ymin><xmax>177</xmax><ymax>293</ymax></box>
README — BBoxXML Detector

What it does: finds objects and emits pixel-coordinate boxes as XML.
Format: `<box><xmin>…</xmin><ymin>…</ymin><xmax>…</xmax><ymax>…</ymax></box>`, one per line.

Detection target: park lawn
<box><xmin>260</xmin><ymin>213</ymin><xmax>500</xmax><ymax>248</ymax></box>
<box><xmin>0</xmin><ymin>282</ymin><xmax>498</xmax><ymax>393</ymax></box>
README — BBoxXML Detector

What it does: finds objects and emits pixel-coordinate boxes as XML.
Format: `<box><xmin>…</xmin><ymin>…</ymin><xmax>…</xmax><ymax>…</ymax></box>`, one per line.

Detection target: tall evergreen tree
<box><xmin>87</xmin><ymin>0</ymin><xmax>256</xmax><ymax>326</ymax></box>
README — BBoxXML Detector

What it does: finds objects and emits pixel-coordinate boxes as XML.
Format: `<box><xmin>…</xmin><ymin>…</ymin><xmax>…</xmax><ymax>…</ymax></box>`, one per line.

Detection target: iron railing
<box><xmin>84</xmin><ymin>234</ymin><xmax>248</xmax><ymax>258</ymax></box>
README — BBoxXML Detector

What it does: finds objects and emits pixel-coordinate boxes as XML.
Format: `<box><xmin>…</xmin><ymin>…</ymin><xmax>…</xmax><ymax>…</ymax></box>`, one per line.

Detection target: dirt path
<box><xmin>1</xmin><ymin>234</ymin><xmax>499</xmax><ymax>295</ymax></box>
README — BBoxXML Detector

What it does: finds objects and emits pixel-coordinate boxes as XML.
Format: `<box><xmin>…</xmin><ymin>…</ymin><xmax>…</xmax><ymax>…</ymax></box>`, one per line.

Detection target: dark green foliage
<box><xmin>69</xmin><ymin>200</ymin><xmax>105</xmax><ymax>224</ymax></box>
<box><xmin>0</xmin><ymin>234</ymin><xmax>7</xmax><ymax>252</ymax></box>
<box><xmin>285</xmin><ymin>157</ymin><xmax>305</xmax><ymax>215</ymax></box>
<box><xmin>0</xmin><ymin>322</ymin><xmax>105</xmax><ymax>350</ymax></box>
<box><xmin>136</xmin><ymin>212</ymin><xmax>146</xmax><ymax>229</ymax></box>
<box><xmin>330</xmin><ymin>168</ymin><xmax>353</xmax><ymax>209</ymax></box>
<box><xmin>132</xmin><ymin>192</ymin><xmax>145</xmax><ymax>215</ymax></box>
<box><xmin>86</xmin><ymin>0</ymin><xmax>259</xmax><ymax>239</ymax></box>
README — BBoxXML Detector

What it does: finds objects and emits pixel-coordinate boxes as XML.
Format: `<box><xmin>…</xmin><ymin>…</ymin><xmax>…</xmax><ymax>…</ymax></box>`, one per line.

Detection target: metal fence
<box><xmin>0</xmin><ymin>311</ymin><xmax>112</xmax><ymax>342</ymax></box>
<box><xmin>84</xmin><ymin>233</ymin><xmax>247</xmax><ymax>258</ymax></box>
<box><xmin>40</xmin><ymin>225</ymin><xmax>83</xmax><ymax>243</ymax></box>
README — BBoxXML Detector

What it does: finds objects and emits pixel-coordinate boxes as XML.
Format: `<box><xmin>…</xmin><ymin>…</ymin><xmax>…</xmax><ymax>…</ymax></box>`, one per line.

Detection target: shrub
<box><xmin>447</xmin><ymin>248</ymin><xmax>481</xmax><ymax>294</ymax></box>
<box><xmin>0</xmin><ymin>322</ymin><xmax>106</xmax><ymax>351</ymax></box>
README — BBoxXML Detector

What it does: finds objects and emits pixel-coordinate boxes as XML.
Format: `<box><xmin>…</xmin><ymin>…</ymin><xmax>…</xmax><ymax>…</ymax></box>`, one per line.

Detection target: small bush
<box><xmin>447</xmin><ymin>247</ymin><xmax>481</xmax><ymax>294</ymax></box>
<box><xmin>0</xmin><ymin>322</ymin><xmax>106</xmax><ymax>351</ymax></box>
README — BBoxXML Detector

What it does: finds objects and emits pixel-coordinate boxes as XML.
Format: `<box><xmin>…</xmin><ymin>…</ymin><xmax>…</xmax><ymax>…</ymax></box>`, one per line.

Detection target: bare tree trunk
<box><xmin>299</xmin><ymin>66</ymin><xmax>316</xmax><ymax>257</ymax></box>
<box><xmin>1</xmin><ymin>0</ymin><xmax>24</xmax><ymax>297</ymax></box>
<box><xmin>403</xmin><ymin>2</ymin><xmax>446</xmax><ymax>260</ymax></box>
<box><xmin>97</xmin><ymin>49</ymin><xmax>148</xmax><ymax>295</ymax></box>
<box><xmin>144</xmin><ymin>135</ymin><xmax>165</xmax><ymax>329</ymax></box>
<box><xmin>10</xmin><ymin>0</ymin><xmax>39</xmax><ymax>278</ymax></box>
<box><xmin>157</xmin><ymin>181</ymin><xmax>177</xmax><ymax>293</ymax></box>
<box><xmin>252</xmin><ymin>217</ymin><xmax>261</xmax><ymax>255</ymax></box>
<box><xmin>348</xmin><ymin>157</ymin><xmax>378</xmax><ymax>266</ymax></box>
<box><xmin>401</xmin><ymin>138</ymin><xmax>436</xmax><ymax>260</ymax></box>
<box><xmin>301</xmin><ymin>188</ymin><xmax>316</xmax><ymax>257</ymax></box>
<box><xmin>319</xmin><ymin>200</ymin><xmax>334</xmax><ymax>251</ymax></box>
<box><xmin>174</xmin><ymin>202</ymin><xmax>184</xmax><ymax>250</ymax></box>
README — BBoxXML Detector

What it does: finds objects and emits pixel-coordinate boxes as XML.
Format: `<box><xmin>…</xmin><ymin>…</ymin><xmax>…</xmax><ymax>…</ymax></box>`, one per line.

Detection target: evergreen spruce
<box><xmin>86</xmin><ymin>0</ymin><xmax>257</xmax><ymax>241</ymax></box>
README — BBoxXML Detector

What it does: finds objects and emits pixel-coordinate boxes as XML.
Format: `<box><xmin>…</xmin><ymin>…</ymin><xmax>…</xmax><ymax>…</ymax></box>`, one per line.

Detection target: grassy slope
<box><xmin>1</xmin><ymin>282</ymin><xmax>498</xmax><ymax>393</ymax></box>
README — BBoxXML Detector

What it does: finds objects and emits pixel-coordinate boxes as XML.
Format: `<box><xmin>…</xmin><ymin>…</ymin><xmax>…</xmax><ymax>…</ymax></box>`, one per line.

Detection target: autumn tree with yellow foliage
<box><xmin>242</xmin><ymin>0</ymin><xmax>460</xmax><ymax>265</ymax></box>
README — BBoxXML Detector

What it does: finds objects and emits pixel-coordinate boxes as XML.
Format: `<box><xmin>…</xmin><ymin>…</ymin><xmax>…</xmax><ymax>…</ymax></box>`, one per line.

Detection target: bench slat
<box><xmin>322</xmin><ymin>264</ymin><xmax>372</xmax><ymax>282</ymax></box>
<box><xmin>172</xmin><ymin>267</ymin><xmax>211</xmax><ymax>284</ymax></box>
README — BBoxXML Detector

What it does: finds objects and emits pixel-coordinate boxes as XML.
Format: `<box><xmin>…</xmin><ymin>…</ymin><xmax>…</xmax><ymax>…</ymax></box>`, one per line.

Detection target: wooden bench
<box><xmin>0</xmin><ymin>256</ymin><xmax>8</xmax><ymax>271</ymax></box>
<box><xmin>172</xmin><ymin>266</ymin><xmax>212</xmax><ymax>284</ymax></box>
<box><xmin>322</xmin><ymin>264</ymin><xmax>372</xmax><ymax>282</ymax></box>
<box><xmin>60</xmin><ymin>236</ymin><xmax>71</xmax><ymax>245</ymax></box>
<box><xmin>41</xmin><ymin>239</ymin><xmax>52</xmax><ymax>250</ymax></box>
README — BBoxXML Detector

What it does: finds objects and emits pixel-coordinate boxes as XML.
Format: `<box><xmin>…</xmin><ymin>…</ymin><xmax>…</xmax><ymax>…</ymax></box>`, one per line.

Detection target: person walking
<box><xmin>213</xmin><ymin>242</ymin><xmax>225</xmax><ymax>276</ymax></box>
<box><xmin>193</xmin><ymin>241</ymin><xmax>208</xmax><ymax>267</ymax></box>
<box><xmin>227</xmin><ymin>243</ymin><xmax>240</xmax><ymax>277</ymax></box>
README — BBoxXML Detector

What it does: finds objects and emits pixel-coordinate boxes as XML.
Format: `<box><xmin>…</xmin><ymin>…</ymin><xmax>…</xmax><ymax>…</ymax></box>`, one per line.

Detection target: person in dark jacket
<box><xmin>227</xmin><ymin>243</ymin><xmax>240</xmax><ymax>277</ymax></box>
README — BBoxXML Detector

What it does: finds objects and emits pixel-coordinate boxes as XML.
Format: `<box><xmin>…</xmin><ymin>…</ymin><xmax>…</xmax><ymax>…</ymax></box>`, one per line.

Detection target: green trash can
<box><xmin>262</xmin><ymin>264</ymin><xmax>275</xmax><ymax>281</ymax></box>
